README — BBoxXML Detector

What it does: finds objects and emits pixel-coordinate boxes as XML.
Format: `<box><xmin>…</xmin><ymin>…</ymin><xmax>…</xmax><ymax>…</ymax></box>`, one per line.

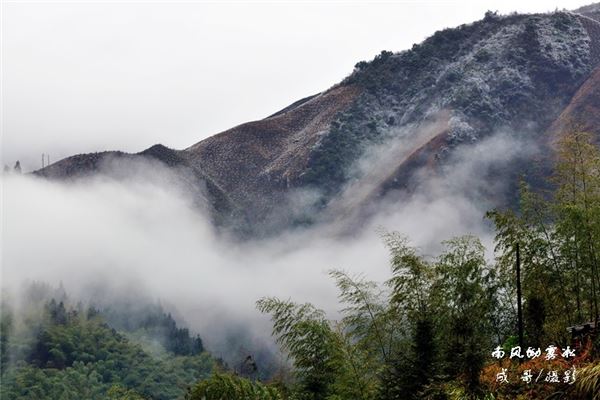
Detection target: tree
<box><xmin>107</xmin><ymin>385</ymin><xmax>147</xmax><ymax>400</ymax></box>
<box><xmin>379</xmin><ymin>232</ymin><xmax>437</xmax><ymax>400</ymax></box>
<box><xmin>553</xmin><ymin>130</ymin><xmax>600</xmax><ymax>323</ymax></box>
<box><xmin>431</xmin><ymin>235</ymin><xmax>494</xmax><ymax>395</ymax></box>
<box><xmin>487</xmin><ymin>129</ymin><xmax>600</xmax><ymax>344</ymax></box>
<box><xmin>185</xmin><ymin>372</ymin><xmax>282</xmax><ymax>400</ymax></box>
<box><xmin>256</xmin><ymin>298</ymin><xmax>338</xmax><ymax>400</ymax></box>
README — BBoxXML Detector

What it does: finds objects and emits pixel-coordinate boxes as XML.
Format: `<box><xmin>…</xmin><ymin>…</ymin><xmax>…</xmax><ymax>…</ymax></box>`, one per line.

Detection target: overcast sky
<box><xmin>1</xmin><ymin>0</ymin><xmax>594</xmax><ymax>171</ymax></box>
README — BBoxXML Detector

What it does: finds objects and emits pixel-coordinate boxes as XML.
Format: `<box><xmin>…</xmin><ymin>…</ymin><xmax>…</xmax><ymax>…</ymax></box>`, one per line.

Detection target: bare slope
<box><xmin>36</xmin><ymin>8</ymin><xmax>600</xmax><ymax>236</ymax></box>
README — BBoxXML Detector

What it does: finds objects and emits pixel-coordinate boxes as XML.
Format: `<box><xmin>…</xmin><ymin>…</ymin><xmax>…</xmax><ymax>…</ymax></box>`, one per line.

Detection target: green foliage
<box><xmin>524</xmin><ymin>295</ymin><xmax>545</xmax><ymax>348</ymax></box>
<box><xmin>256</xmin><ymin>298</ymin><xmax>339</xmax><ymax>399</ymax></box>
<box><xmin>1</xmin><ymin>362</ymin><xmax>107</xmax><ymax>400</ymax></box>
<box><xmin>301</xmin><ymin>100</ymin><xmax>385</xmax><ymax>198</ymax></box>
<box><xmin>378</xmin><ymin>316</ymin><xmax>436</xmax><ymax>400</ymax></box>
<box><xmin>384</xmin><ymin>232</ymin><xmax>432</xmax><ymax>319</ymax></box>
<box><xmin>185</xmin><ymin>372</ymin><xmax>282</xmax><ymax>400</ymax></box>
<box><xmin>0</xmin><ymin>306</ymin><xmax>13</xmax><ymax>372</ymax></box>
<box><xmin>432</xmin><ymin>236</ymin><xmax>495</xmax><ymax>394</ymax></box>
<box><xmin>0</xmin><ymin>295</ymin><xmax>213</xmax><ymax>400</ymax></box>
<box><xmin>102</xmin><ymin>303</ymin><xmax>204</xmax><ymax>357</ymax></box>
<box><xmin>328</xmin><ymin>270</ymin><xmax>392</xmax><ymax>400</ymax></box>
<box><xmin>554</xmin><ymin>131</ymin><xmax>600</xmax><ymax>323</ymax></box>
<box><xmin>258</xmin><ymin>233</ymin><xmax>511</xmax><ymax>399</ymax></box>
<box><xmin>329</xmin><ymin>269</ymin><xmax>391</xmax><ymax>362</ymax></box>
<box><xmin>487</xmin><ymin>130</ymin><xmax>600</xmax><ymax>342</ymax></box>
<box><xmin>107</xmin><ymin>385</ymin><xmax>148</xmax><ymax>400</ymax></box>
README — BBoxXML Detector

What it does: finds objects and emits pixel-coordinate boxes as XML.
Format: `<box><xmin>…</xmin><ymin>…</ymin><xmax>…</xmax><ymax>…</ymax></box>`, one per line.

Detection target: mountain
<box><xmin>35</xmin><ymin>6</ymin><xmax>600</xmax><ymax>236</ymax></box>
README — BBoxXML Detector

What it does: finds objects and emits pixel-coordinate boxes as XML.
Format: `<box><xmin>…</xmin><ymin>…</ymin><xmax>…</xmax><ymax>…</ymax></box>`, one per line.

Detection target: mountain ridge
<box><xmin>35</xmin><ymin>6</ymin><xmax>600</xmax><ymax>236</ymax></box>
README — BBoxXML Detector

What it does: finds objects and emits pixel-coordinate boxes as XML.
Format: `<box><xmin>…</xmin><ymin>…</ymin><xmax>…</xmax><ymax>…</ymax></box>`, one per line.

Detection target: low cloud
<box><xmin>0</xmin><ymin>128</ymin><xmax>538</xmax><ymax>365</ymax></box>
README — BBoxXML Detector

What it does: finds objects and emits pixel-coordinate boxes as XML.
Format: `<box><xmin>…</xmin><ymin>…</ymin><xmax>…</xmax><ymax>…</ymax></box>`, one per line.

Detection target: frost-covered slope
<box><xmin>305</xmin><ymin>12</ymin><xmax>594</xmax><ymax>195</ymax></box>
<box><xmin>37</xmin><ymin>8</ymin><xmax>600</xmax><ymax>236</ymax></box>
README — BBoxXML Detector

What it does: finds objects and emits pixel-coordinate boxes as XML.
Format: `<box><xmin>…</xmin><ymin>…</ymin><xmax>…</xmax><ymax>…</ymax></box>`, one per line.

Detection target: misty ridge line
<box><xmin>10</xmin><ymin>6</ymin><xmax>596</xmax><ymax>242</ymax></box>
<box><xmin>0</xmin><ymin>119</ymin><xmax>539</xmax><ymax>362</ymax></box>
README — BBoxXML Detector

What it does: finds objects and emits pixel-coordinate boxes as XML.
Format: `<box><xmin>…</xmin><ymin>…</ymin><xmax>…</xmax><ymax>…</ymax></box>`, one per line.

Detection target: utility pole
<box><xmin>516</xmin><ymin>242</ymin><xmax>524</xmax><ymax>359</ymax></box>
<box><xmin>42</xmin><ymin>153</ymin><xmax>45</xmax><ymax>168</ymax></box>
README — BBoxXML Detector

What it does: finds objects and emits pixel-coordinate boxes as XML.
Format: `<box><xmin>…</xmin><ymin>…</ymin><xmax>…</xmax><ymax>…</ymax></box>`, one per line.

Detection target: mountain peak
<box><xmin>138</xmin><ymin>144</ymin><xmax>183</xmax><ymax>167</ymax></box>
<box><xmin>36</xmin><ymin>8</ymin><xmax>600</xmax><ymax>237</ymax></box>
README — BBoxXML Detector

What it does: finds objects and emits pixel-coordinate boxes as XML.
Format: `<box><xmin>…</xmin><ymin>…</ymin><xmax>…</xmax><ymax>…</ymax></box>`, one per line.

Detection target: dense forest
<box><xmin>0</xmin><ymin>283</ymin><xmax>214</xmax><ymax>400</ymax></box>
<box><xmin>1</xmin><ymin>130</ymin><xmax>599</xmax><ymax>399</ymax></box>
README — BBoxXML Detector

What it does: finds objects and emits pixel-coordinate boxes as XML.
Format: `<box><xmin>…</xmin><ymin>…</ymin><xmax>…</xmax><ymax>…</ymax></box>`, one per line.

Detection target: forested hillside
<box><xmin>0</xmin><ymin>283</ymin><xmax>214</xmax><ymax>400</ymax></box>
